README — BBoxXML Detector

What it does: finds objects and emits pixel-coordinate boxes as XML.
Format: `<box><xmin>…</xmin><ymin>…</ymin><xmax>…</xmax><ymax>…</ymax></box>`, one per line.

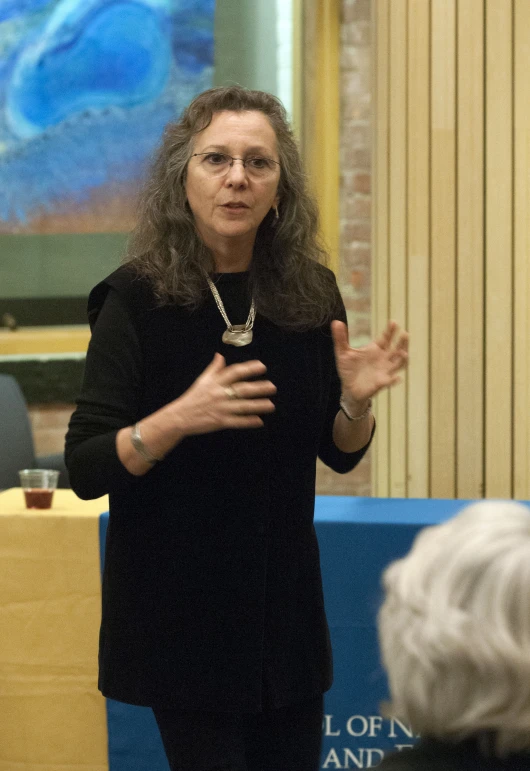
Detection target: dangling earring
<box><xmin>273</xmin><ymin>205</ymin><xmax>280</xmax><ymax>223</ymax></box>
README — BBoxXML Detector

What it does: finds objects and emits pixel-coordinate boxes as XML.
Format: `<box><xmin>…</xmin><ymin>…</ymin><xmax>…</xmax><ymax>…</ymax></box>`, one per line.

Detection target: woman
<box><xmin>377</xmin><ymin>500</ymin><xmax>530</xmax><ymax>771</ymax></box>
<box><xmin>65</xmin><ymin>86</ymin><xmax>408</xmax><ymax>771</ymax></box>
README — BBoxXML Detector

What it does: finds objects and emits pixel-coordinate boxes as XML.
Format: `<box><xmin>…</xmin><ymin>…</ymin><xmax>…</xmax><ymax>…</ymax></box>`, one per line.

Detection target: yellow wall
<box><xmin>302</xmin><ymin>0</ymin><xmax>341</xmax><ymax>274</ymax></box>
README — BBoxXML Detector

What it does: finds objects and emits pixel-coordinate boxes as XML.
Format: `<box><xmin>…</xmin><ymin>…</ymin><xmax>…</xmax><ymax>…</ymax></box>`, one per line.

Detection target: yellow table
<box><xmin>0</xmin><ymin>488</ymin><xmax>109</xmax><ymax>771</ymax></box>
<box><xmin>0</xmin><ymin>326</ymin><xmax>90</xmax><ymax>356</ymax></box>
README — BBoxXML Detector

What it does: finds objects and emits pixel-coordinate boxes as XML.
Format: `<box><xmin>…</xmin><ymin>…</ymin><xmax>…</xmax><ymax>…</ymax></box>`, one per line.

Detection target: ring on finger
<box><xmin>224</xmin><ymin>386</ymin><xmax>239</xmax><ymax>400</ymax></box>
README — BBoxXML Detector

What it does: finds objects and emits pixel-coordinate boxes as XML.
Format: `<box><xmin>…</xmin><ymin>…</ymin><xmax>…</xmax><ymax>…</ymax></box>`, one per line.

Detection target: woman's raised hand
<box><xmin>331</xmin><ymin>320</ymin><xmax>409</xmax><ymax>404</ymax></box>
<box><xmin>171</xmin><ymin>353</ymin><xmax>276</xmax><ymax>436</ymax></box>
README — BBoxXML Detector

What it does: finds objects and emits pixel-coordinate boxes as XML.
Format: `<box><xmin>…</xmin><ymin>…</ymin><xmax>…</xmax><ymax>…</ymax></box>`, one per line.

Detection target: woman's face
<box><xmin>185</xmin><ymin>110</ymin><xmax>281</xmax><ymax>250</ymax></box>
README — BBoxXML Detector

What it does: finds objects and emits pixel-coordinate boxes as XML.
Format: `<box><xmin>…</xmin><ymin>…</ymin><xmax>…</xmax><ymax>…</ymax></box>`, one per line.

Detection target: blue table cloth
<box><xmin>99</xmin><ymin>496</ymin><xmax>470</xmax><ymax>770</ymax></box>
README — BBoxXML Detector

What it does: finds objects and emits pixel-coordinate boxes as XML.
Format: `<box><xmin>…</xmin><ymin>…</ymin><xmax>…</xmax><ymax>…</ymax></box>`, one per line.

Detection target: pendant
<box><xmin>222</xmin><ymin>325</ymin><xmax>253</xmax><ymax>347</ymax></box>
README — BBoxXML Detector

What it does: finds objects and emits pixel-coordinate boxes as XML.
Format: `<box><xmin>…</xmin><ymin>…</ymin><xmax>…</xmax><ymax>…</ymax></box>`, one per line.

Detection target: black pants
<box><xmin>153</xmin><ymin>694</ymin><xmax>324</xmax><ymax>771</ymax></box>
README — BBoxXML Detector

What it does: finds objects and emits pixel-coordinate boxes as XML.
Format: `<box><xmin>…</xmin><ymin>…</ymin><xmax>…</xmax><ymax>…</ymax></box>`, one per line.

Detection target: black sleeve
<box><xmin>317</xmin><ymin>287</ymin><xmax>375</xmax><ymax>474</ymax></box>
<box><xmin>64</xmin><ymin>288</ymin><xmax>142</xmax><ymax>499</ymax></box>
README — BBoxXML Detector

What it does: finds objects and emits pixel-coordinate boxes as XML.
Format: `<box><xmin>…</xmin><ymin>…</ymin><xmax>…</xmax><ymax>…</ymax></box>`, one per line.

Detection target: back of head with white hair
<box><xmin>378</xmin><ymin>500</ymin><xmax>530</xmax><ymax>756</ymax></box>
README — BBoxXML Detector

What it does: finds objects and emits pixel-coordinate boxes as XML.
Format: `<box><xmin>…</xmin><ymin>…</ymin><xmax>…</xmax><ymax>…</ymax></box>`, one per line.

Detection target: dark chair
<box><xmin>0</xmin><ymin>374</ymin><xmax>70</xmax><ymax>490</ymax></box>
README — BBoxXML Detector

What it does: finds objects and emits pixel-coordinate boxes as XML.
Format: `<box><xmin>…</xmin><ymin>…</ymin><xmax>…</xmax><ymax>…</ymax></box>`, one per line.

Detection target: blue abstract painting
<box><xmin>0</xmin><ymin>0</ymin><xmax>214</xmax><ymax>233</ymax></box>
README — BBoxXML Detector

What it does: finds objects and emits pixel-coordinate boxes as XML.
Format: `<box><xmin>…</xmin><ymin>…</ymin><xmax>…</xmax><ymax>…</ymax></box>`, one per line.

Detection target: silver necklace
<box><xmin>207</xmin><ymin>276</ymin><xmax>256</xmax><ymax>347</ymax></box>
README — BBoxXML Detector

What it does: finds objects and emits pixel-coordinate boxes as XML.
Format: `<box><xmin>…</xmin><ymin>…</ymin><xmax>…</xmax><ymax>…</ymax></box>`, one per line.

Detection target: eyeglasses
<box><xmin>191</xmin><ymin>152</ymin><xmax>280</xmax><ymax>179</ymax></box>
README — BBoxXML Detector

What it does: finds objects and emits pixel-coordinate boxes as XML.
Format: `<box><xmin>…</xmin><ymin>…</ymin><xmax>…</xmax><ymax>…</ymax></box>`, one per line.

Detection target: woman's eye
<box><xmin>248</xmin><ymin>157</ymin><xmax>268</xmax><ymax>169</ymax></box>
<box><xmin>205</xmin><ymin>153</ymin><xmax>228</xmax><ymax>164</ymax></box>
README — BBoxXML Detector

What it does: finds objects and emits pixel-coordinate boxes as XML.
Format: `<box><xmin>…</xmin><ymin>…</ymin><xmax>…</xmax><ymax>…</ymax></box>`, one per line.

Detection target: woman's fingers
<box><xmin>219</xmin><ymin>360</ymin><xmax>268</xmax><ymax>386</ymax></box>
<box><xmin>224</xmin><ymin>398</ymin><xmax>276</xmax><ymax>415</ymax></box>
<box><xmin>388</xmin><ymin>356</ymin><xmax>408</xmax><ymax>375</ymax></box>
<box><xmin>386</xmin><ymin>332</ymin><xmax>409</xmax><ymax>374</ymax></box>
<box><xmin>229</xmin><ymin>380</ymin><xmax>277</xmax><ymax>399</ymax></box>
<box><xmin>396</xmin><ymin>331</ymin><xmax>409</xmax><ymax>352</ymax></box>
<box><xmin>204</xmin><ymin>352</ymin><xmax>226</xmax><ymax>373</ymax></box>
<box><xmin>331</xmin><ymin>320</ymin><xmax>350</xmax><ymax>355</ymax></box>
<box><xmin>225</xmin><ymin>415</ymin><xmax>265</xmax><ymax>429</ymax></box>
<box><xmin>216</xmin><ymin>360</ymin><xmax>276</xmax><ymax>407</ymax></box>
<box><xmin>375</xmin><ymin>320</ymin><xmax>398</xmax><ymax>350</ymax></box>
<box><xmin>201</xmin><ymin>358</ymin><xmax>279</xmax><ymax>428</ymax></box>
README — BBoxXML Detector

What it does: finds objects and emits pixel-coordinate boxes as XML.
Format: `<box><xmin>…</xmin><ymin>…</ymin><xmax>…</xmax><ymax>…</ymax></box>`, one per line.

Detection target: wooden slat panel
<box><xmin>456</xmin><ymin>0</ymin><xmax>485</xmax><ymax>498</ymax></box>
<box><xmin>372</xmin><ymin>0</ymin><xmax>391</xmax><ymax>496</ymax></box>
<box><xmin>484</xmin><ymin>0</ymin><xmax>513</xmax><ymax>498</ymax></box>
<box><xmin>389</xmin><ymin>0</ymin><xmax>408</xmax><ymax>497</ymax></box>
<box><xmin>406</xmin><ymin>0</ymin><xmax>430</xmax><ymax>498</ymax></box>
<box><xmin>430</xmin><ymin>0</ymin><xmax>456</xmax><ymax>497</ymax></box>
<box><xmin>513</xmin><ymin>0</ymin><xmax>530</xmax><ymax>499</ymax></box>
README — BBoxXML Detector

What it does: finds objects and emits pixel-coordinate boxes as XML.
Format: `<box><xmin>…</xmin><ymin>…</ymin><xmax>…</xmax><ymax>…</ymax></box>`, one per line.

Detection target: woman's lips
<box><xmin>222</xmin><ymin>203</ymin><xmax>249</xmax><ymax>213</ymax></box>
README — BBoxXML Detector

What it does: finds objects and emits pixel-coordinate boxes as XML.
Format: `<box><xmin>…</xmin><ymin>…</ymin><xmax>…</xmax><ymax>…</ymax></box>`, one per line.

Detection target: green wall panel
<box><xmin>0</xmin><ymin>233</ymin><xmax>127</xmax><ymax>298</ymax></box>
<box><xmin>214</xmin><ymin>0</ymin><xmax>278</xmax><ymax>94</ymax></box>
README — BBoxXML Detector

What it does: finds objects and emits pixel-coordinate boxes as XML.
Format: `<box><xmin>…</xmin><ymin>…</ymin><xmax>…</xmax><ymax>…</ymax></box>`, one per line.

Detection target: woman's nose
<box><xmin>224</xmin><ymin>159</ymin><xmax>248</xmax><ymax>186</ymax></box>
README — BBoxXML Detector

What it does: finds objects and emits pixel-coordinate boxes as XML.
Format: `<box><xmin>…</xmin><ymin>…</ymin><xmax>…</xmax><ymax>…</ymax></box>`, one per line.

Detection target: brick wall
<box><xmin>315</xmin><ymin>0</ymin><xmax>372</xmax><ymax>496</ymax></box>
<box><xmin>29</xmin><ymin>404</ymin><xmax>75</xmax><ymax>458</ymax></box>
<box><xmin>339</xmin><ymin>0</ymin><xmax>372</xmax><ymax>347</ymax></box>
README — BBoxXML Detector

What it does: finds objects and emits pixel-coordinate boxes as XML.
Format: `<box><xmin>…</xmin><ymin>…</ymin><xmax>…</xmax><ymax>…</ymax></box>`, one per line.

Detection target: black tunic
<box><xmin>65</xmin><ymin>265</ymin><xmax>373</xmax><ymax>712</ymax></box>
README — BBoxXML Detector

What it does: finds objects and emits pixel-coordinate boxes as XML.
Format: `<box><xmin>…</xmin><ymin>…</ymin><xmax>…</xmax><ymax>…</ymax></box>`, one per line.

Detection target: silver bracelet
<box><xmin>339</xmin><ymin>396</ymin><xmax>372</xmax><ymax>422</ymax></box>
<box><xmin>130</xmin><ymin>423</ymin><xmax>162</xmax><ymax>464</ymax></box>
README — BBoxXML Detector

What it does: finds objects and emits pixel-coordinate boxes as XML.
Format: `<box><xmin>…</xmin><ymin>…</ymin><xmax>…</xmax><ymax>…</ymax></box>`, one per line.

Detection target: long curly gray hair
<box><xmin>124</xmin><ymin>86</ymin><xmax>339</xmax><ymax>329</ymax></box>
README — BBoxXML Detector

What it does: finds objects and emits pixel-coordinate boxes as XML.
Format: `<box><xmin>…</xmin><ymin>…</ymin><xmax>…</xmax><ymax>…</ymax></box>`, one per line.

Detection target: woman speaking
<box><xmin>65</xmin><ymin>86</ymin><xmax>408</xmax><ymax>771</ymax></box>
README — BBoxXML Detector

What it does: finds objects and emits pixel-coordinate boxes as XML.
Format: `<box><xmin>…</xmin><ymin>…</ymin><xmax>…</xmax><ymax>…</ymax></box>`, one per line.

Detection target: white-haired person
<box><xmin>377</xmin><ymin>500</ymin><xmax>530</xmax><ymax>771</ymax></box>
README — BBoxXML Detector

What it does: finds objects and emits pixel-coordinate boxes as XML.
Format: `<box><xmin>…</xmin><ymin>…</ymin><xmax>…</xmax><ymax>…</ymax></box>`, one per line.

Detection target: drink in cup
<box><xmin>19</xmin><ymin>469</ymin><xmax>59</xmax><ymax>509</ymax></box>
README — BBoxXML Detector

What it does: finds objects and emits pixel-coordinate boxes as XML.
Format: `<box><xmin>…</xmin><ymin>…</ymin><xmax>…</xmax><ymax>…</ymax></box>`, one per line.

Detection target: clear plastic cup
<box><xmin>19</xmin><ymin>469</ymin><xmax>59</xmax><ymax>509</ymax></box>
